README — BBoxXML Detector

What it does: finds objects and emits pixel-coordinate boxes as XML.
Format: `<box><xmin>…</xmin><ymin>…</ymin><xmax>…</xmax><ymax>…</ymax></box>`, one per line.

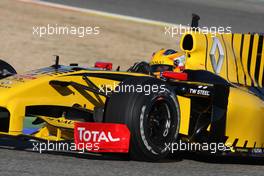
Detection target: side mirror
<box><xmin>0</xmin><ymin>60</ymin><xmax>17</xmax><ymax>79</ymax></box>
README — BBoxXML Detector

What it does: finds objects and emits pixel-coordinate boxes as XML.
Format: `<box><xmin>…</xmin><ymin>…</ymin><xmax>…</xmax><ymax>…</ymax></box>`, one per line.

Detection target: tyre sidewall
<box><xmin>126</xmin><ymin>80</ymin><xmax>180</xmax><ymax>160</ymax></box>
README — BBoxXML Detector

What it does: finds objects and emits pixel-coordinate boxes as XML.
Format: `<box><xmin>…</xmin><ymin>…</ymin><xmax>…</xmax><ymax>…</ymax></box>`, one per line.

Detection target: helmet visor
<box><xmin>150</xmin><ymin>65</ymin><xmax>174</xmax><ymax>73</ymax></box>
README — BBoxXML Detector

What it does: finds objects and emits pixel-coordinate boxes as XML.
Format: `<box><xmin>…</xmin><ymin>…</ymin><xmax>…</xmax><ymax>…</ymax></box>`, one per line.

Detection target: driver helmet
<box><xmin>149</xmin><ymin>49</ymin><xmax>186</xmax><ymax>74</ymax></box>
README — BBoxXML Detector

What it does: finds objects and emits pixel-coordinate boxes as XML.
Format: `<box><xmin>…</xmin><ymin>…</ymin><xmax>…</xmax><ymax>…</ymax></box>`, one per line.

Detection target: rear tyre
<box><xmin>104</xmin><ymin>77</ymin><xmax>180</xmax><ymax>161</ymax></box>
<box><xmin>0</xmin><ymin>60</ymin><xmax>16</xmax><ymax>79</ymax></box>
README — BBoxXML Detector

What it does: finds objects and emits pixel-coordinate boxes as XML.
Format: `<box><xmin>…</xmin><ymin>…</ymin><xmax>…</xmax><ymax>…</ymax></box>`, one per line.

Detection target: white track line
<box><xmin>18</xmin><ymin>0</ymin><xmax>181</xmax><ymax>27</ymax></box>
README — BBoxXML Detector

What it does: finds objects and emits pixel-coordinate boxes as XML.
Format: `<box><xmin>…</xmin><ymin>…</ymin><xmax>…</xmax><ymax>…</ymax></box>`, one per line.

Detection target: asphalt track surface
<box><xmin>0</xmin><ymin>138</ymin><xmax>263</xmax><ymax>176</ymax></box>
<box><xmin>42</xmin><ymin>0</ymin><xmax>264</xmax><ymax>32</ymax></box>
<box><xmin>1</xmin><ymin>1</ymin><xmax>264</xmax><ymax>176</ymax></box>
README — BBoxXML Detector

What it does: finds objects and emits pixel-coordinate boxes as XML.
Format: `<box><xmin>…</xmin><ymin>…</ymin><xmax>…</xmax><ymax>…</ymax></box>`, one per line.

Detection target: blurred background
<box><xmin>0</xmin><ymin>0</ymin><xmax>263</xmax><ymax>73</ymax></box>
<box><xmin>43</xmin><ymin>0</ymin><xmax>264</xmax><ymax>32</ymax></box>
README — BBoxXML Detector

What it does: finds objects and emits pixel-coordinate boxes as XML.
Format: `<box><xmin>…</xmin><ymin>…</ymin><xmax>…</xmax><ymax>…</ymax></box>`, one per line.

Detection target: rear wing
<box><xmin>180</xmin><ymin>32</ymin><xmax>264</xmax><ymax>88</ymax></box>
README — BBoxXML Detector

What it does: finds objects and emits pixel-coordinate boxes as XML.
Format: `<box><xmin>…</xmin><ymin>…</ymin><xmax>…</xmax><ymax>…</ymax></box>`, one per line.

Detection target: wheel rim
<box><xmin>145</xmin><ymin>97</ymin><xmax>176</xmax><ymax>152</ymax></box>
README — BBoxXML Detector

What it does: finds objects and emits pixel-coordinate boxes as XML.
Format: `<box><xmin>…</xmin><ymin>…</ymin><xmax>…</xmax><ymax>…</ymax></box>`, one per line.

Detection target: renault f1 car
<box><xmin>0</xmin><ymin>27</ymin><xmax>264</xmax><ymax>161</ymax></box>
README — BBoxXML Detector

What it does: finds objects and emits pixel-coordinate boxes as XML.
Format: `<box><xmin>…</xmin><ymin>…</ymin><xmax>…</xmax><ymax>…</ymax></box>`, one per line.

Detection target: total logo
<box><xmin>77</xmin><ymin>127</ymin><xmax>120</xmax><ymax>143</ymax></box>
<box><xmin>74</xmin><ymin>122</ymin><xmax>130</xmax><ymax>153</ymax></box>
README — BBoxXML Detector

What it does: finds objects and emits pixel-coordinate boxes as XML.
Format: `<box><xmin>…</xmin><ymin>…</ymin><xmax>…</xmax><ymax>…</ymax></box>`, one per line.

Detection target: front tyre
<box><xmin>104</xmin><ymin>77</ymin><xmax>180</xmax><ymax>161</ymax></box>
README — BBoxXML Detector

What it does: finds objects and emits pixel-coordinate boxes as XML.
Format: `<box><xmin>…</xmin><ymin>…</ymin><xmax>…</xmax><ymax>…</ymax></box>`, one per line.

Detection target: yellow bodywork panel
<box><xmin>225</xmin><ymin>88</ymin><xmax>264</xmax><ymax>148</ymax></box>
<box><xmin>178</xmin><ymin>96</ymin><xmax>191</xmax><ymax>135</ymax></box>
<box><xmin>34</xmin><ymin>116</ymin><xmax>75</xmax><ymax>141</ymax></box>
<box><xmin>180</xmin><ymin>32</ymin><xmax>264</xmax><ymax>148</ymax></box>
<box><xmin>180</xmin><ymin>33</ymin><xmax>264</xmax><ymax>88</ymax></box>
<box><xmin>37</xmin><ymin>116</ymin><xmax>75</xmax><ymax>129</ymax></box>
<box><xmin>0</xmin><ymin>69</ymin><xmax>147</xmax><ymax>136</ymax></box>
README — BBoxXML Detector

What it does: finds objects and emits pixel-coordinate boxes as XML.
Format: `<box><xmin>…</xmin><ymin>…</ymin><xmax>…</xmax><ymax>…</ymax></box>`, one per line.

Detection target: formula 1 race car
<box><xmin>0</xmin><ymin>29</ymin><xmax>263</xmax><ymax>161</ymax></box>
<box><xmin>0</xmin><ymin>16</ymin><xmax>264</xmax><ymax>161</ymax></box>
